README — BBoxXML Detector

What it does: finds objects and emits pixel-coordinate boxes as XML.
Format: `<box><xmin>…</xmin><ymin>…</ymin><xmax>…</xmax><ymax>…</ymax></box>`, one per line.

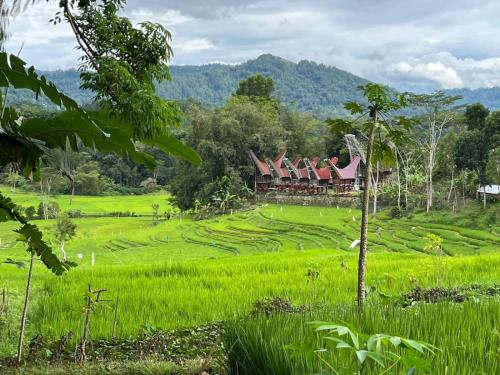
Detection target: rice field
<box><xmin>0</xmin><ymin>189</ymin><xmax>499</xmax><ymax>373</ymax></box>
<box><xmin>1</xmin><ymin>187</ymin><xmax>173</xmax><ymax>215</ymax></box>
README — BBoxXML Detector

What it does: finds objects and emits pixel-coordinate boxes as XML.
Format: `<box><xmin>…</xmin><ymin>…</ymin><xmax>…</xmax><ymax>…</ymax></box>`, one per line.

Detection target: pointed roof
<box><xmin>248</xmin><ymin>150</ymin><xmax>271</xmax><ymax>176</ymax></box>
<box><xmin>330</xmin><ymin>156</ymin><xmax>362</xmax><ymax>180</ymax></box>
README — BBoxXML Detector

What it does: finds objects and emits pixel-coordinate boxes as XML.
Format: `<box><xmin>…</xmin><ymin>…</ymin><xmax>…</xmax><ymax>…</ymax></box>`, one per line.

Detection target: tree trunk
<box><xmin>60</xmin><ymin>238</ymin><xmax>66</xmax><ymax>261</ymax></box>
<box><xmin>426</xmin><ymin>164</ymin><xmax>433</xmax><ymax>213</ymax></box>
<box><xmin>483</xmin><ymin>185</ymin><xmax>487</xmax><ymax>209</ymax></box>
<box><xmin>447</xmin><ymin>169</ymin><xmax>455</xmax><ymax>203</ymax></box>
<box><xmin>357</xmin><ymin>123</ymin><xmax>376</xmax><ymax>309</ymax></box>
<box><xmin>372</xmin><ymin>162</ymin><xmax>380</xmax><ymax>215</ymax></box>
<box><xmin>396</xmin><ymin>154</ymin><xmax>401</xmax><ymax>210</ymax></box>
<box><xmin>70</xmin><ymin>178</ymin><xmax>75</xmax><ymax>205</ymax></box>
<box><xmin>17</xmin><ymin>252</ymin><xmax>35</xmax><ymax>364</ymax></box>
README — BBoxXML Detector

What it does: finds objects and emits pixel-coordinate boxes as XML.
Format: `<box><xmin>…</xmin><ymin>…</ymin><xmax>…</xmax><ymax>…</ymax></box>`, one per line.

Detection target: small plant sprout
<box><xmin>306</xmin><ymin>322</ymin><xmax>437</xmax><ymax>375</ymax></box>
<box><xmin>424</xmin><ymin>234</ymin><xmax>444</xmax><ymax>286</ymax></box>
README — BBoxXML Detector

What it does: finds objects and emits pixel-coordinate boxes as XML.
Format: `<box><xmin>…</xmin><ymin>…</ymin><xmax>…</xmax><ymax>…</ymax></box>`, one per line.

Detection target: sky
<box><xmin>5</xmin><ymin>0</ymin><xmax>500</xmax><ymax>92</ymax></box>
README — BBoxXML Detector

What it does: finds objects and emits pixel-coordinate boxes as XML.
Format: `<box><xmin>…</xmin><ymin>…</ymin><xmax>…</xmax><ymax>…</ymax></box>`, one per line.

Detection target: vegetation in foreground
<box><xmin>1</xmin><ymin>198</ymin><xmax>498</xmax><ymax>373</ymax></box>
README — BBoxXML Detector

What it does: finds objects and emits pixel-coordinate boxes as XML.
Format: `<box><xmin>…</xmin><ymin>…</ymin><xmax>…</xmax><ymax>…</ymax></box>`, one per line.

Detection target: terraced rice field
<box><xmin>0</xmin><ymin>194</ymin><xmax>499</xmax><ymax>357</ymax></box>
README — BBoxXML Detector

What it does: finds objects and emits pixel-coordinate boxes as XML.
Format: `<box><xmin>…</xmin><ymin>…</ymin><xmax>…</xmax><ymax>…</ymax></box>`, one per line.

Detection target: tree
<box><xmin>46</xmin><ymin>141</ymin><xmax>84</xmax><ymax>201</ymax></box>
<box><xmin>25</xmin><ymin>206</ymin><xmax>36</xmax><ymax>220</ymax></box>
<box><xmin>408</xmin><ymin>92</ymin><xmax>461</xmax><ymax>212</ymax></box>
<box><xmin>235</xmin><ymin>74</ymin><xmax>275</xmax><ymax>100</ymax></box>
<box><xmin>54</xmin><ymin>214</ymin><xmax>77</xmax><ymax>261</ymax></box>
<box><xmin>151</xmin><ymin>203</ymin><xmax>160</xmax><ymax>224</ymax></box>
<box><xmin>454</xmin><ymin>104</ymin><xmax>499</xmax><ymax>208</ymax></box>
<box><xmin>169</xmin><ymin>97</ymin><xmax>284</xmax><ymax>209</ymax></box>
<box><xmin>464</xmin><ymin>103</ymin><xmax>489</xmax><ymax>131</ymax></box>
<box><xmin>0</xmin><ymin>0</ymin><xmax>200</xmax><ymax>363</ymax></box>
<box><xmin>5</xmin><ymin>171</ymin><xmax>24</xmax><ymax>192</ymax></box>
<box><xmin>75</xmin><ymin>161</ymin><xmax>107</xmax><ymax>195</ymax></box>
<box><xmin>328</xmin><ymin>83</ymin><xmax>409</xmax><ymax>308</ymax></box>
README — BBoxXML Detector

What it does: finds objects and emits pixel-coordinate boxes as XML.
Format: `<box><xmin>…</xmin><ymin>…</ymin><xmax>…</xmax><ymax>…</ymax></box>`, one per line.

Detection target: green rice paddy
<box><xmin>0</xmin><ymin>189</ymin><xmax>499</xmax><ymax>373</ymax></box>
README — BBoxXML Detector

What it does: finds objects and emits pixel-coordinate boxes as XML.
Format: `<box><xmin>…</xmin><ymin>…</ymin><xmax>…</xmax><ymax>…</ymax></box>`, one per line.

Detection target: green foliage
<box><xmin>24</xmin><ymin>206</ymin><xmax>36</xmax><ymax>220</ymax></box>
<box><xmin>423</xmin><ymin>234</ymin><xmax>443</xmax><ymax>255</ymax></box>
<box><xmin>224</xmin><ymin>300</ymin><xmax>498</xmax><ymax>375</ymax></box>
<box><xmin>69</xmin><ymin>0</ymin><xmax>184</xmax><ymax>141</ymax></box>
<box><xmin>236</xmin><ymin>74</ymin><xmax>275</xmax><ymax>99</ymax></box>
<box><xmin>0</xmin><ymin>192</ymin><xmax>74</xmax><ymax>275</ymax></box>
<box><xmin>169</xmin><ymin>97</ymin><xmax>284</xmax><ymax>209</ymax></box>
<box><xmin>464</xmin><ymin>103</ymin><xmax>489</xmax><ymax>130</ymax></box>
<box><xmin>54</xmin><ymin>214</ymin><xmax>77</xmax><ymax>243</ymax></box>
<box><xmin>307</xmin><ymin>321</ymin><xmax>436</xmax><ymax>374</ymax></box>
<box><xmin>454</xmin><ymin>104</ymin><xmax>499</xmax><ymax>186</ymax></box>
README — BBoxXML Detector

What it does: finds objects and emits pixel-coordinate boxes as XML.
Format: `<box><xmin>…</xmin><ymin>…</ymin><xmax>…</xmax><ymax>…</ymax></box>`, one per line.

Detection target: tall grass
<box><xmin>27</xmin><ymin>253</ymin><xmax>500</xmax><ymax>342</ymax></box>
<box><xmin>224</xmin><ymin>300</ymin><xmax>500</xmax><ymax>375</ymax></box>
<box><xmin>0</xmin><ymin>201</ymin><xmax>498</xmax><ymax>360</ymax></box>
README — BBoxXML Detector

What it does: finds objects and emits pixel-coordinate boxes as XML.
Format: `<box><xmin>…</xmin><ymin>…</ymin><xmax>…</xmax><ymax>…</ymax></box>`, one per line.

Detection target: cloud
<box><xmin>388</xmin><ymin>61</ymin><xmax>463</xmax><ymax>89</ymax></box>
<box><xmin>4</xmin><ymin>0</ymin><xmax>500</xmax><ymax>92</ymax></box>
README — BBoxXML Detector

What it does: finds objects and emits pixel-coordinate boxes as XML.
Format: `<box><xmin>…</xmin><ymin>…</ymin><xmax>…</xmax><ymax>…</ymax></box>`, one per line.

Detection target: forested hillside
<box><xmin>8</xmin><ymin>54</ymin><xmax>500</xmax><ymax>116</ymax></box>
<box><xmin>5</xmin><ymin>54</ymin><xmax>369</xmax><ymax>117</ymax></box>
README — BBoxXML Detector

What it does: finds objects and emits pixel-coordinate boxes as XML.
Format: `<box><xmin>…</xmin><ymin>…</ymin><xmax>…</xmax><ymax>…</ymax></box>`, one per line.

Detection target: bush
<box><xmin>25</xmin><ymin>206</ymin><xmax>36</xmax><ymax>220</ymax></box>
<box><xmin>37</xmin><ymin>201</ymin><xmax>60</xmax><ymax>219</ymax></box>
<box><xmin>66</xmin><ymin>209</ymin><xmax>82</xmax><ymax>218</ymax></box>
<box><xmin>389</xmin><ymin>205</ymin><xmax>403</xmax><ymax>218</ymax></box>
<box><xmin>250</xmin><ymin>297</ymin><xmax>297</xmax><ymax>317</ymax></box>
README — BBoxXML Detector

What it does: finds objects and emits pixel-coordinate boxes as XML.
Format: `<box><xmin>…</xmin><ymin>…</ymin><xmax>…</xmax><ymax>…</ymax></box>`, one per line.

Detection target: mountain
<box><xmin>445</xmin><ymin>87</ymin><xmax>500</xmax><ymax>109</ymax></box>
<box><xmin>7</xmin><ymin>54</ymin><xmax>500</xmax><ymax>116</ymax></box>
<box><xmin>7</xmin><ymin>54</ymin><xmax>368</xmax><ymax>117</ymax></box>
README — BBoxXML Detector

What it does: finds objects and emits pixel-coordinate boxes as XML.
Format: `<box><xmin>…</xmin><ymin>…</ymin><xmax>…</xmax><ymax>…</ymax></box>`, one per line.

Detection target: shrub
<box><xmin>389</xmin><ymin>206</ymin><xmax>403</xmax><ymax>218</ymax></box>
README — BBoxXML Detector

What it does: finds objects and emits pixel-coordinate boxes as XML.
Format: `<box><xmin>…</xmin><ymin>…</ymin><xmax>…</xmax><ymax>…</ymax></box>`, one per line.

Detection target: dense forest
<box><xmin>9</xmin><ymin>54</ymin><xmax>500</xmax><ymax>118</ymax></box>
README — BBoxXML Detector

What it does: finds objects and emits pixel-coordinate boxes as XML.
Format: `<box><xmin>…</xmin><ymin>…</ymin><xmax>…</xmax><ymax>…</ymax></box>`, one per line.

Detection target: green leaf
<box><xmin>355</xmin><ymin>350</ymin><xmax>369</xmax><ymax>364</ymax></box>
<box><xmin>143</xmin><ymin>133</ymin><xmax>202</xmax><ymax>165</ymax></box>
<box><xmin>323</xmin><ymin>336</ymin><xmax>352</xmax><ymax>349</ymax></box>
<box><xmin>326</xmin><ymin>118</ymin><xmax>355</xmax><ymax>134</ymax></box>
<box><xmin>0</xmin><ymin>52</ymin><xmax>78</xmax><ymax>110</ymax></box>
<box><xmin>15</xmin><ymin>223</ymin><xmax>75</xmax><ymax>275</ymax></box>
<box><xmin>344</xmin><ymin>101</ymin><xmax>365</xmax><ymax>114</ymax></box>
<box><xmin>401</xmin><ymin>339</ymin><xmax>424</xmax><ymax>353</ymax></box>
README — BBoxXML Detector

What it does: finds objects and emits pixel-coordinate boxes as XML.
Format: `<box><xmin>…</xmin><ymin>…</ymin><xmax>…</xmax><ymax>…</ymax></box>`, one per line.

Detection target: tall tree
<box><xmin>328</xmin><ymin>84</ymin><xmax>409</xmax><ymax>308</ymax></box>
<box><xmin>407</xmin><ymin>92</ymin><xmax>461</xmax><ymax>212</ymax></box>
<box><xmin>235</xmin><ymin>74</ymin><xmax>275</xmax><ymax>100</ymax></box>
<box><xmin>455</xmin><ymin>105</ymin><xmax>499</xmax><ymax>208</ymax></box>
<box><xmin>0</xmin><ymin>0</ymin><xmax>200</xmax><ymax>363</ymax></box>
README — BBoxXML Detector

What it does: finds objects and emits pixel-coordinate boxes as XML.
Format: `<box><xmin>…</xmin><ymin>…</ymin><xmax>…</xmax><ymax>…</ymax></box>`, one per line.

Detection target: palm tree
<box><xmin>327</xmin><ymin>84</ymin><xmax>410</xmax><ymax>308</ymax></box>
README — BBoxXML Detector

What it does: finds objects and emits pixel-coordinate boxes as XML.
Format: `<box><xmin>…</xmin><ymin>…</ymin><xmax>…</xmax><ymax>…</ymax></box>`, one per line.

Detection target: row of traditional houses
<box><xmin>248</xmin><ymin>150</ymin><xmax>389</xmax><ymax>194</ymax></box>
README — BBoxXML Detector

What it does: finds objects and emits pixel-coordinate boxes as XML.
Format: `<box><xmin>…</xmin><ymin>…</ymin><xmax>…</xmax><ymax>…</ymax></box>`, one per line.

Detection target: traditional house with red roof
<box><xmin>249</xmin><ymin>149</ymin><xmax>373</xmax><ymax>194</ymax></box>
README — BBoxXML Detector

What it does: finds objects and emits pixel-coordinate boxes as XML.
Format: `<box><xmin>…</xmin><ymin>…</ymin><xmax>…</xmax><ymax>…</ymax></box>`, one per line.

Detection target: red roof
<box><xmin>249</xmin><ymin>150</ymin><xmax>271</xmax><ymax>176</ymax></box>
<box><xmin>331</xmin><ymin>156</ymin><xmax>361</xmax><ymax>180</ymax></box>
<box><xmin>298</xmin><ymin>169</ymin><xmax>309</xmax><ymax>179</ymax></box>
<box><xmin>329</xmin><ymin>157</ymin><xmax>338</xmax><ymax>166</ymax></box>
<box><xmin>274</xmin><ymin>151</ymin><xmax>286</xmax><ymax>168</ymax></box>
<box><xmin>310</xmin><ymin>157</ymin><xmax>320</xmax><ymax>167</ymax></box>
<box><xmin>280</xmin><ymin>168</ymin><xmax>291</xmax><ymax>178</ymax></box>
<box><xmin>316</xmin><ymin>167</ymin><xmax>332</xmax><ymax>180</ymax></box>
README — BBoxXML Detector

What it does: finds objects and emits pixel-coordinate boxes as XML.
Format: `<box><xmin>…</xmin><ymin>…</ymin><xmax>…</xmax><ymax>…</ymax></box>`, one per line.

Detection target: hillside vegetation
<box><xmin>9</xmin><ymin>54</ymin><xmax>500</xmax><ymax>117</ymax></box>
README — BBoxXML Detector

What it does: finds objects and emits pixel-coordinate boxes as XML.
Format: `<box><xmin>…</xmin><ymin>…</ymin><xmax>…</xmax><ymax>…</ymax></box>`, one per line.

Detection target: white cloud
<box><xmin>174</xmin><ymin>38</ymin><xmax>215</xmax><ymax>54</ymax></box>
<box><xmin>4</xmin><ymin>0</ymin><xmax>500</xmax><ymax>92</ymax></box>
<box><xmin>388</xmin><ymin>61</ymin><xmax>463</xmax><ymax>89</ymax></box>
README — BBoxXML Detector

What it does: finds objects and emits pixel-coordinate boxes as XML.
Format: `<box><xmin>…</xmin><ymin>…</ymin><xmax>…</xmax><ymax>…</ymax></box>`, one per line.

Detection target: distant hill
<box><xmin>7</xmin><ymin>54</ymin><xmax>500</xmax><ymax>116</ymax></box>
<box><xmin>445</xmin><ymin>87</ymin><xmax>500</xmax><ymax>109</ymax></box>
